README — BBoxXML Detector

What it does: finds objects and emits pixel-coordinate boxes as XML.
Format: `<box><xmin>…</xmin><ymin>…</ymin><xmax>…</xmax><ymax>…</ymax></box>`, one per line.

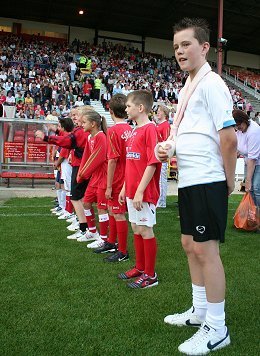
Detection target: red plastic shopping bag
<box><xmin>234</xmin><ymin>192</ymin><xmax>258</xmax><ymax>231</ymax></box>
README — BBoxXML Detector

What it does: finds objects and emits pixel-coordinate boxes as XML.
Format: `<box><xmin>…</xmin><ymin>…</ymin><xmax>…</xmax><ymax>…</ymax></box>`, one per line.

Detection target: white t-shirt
<box><xmin>176</xmin><ymin>66</ymin><xmax>235</xmax><ymax>188</ymax></box>
<box><xmin>69</xmin><ymin>62</ymin><xmax>77</xmax><ymax>71</ymax></box>
<box><xmin>236</xmin><ymin>120</ymin><xmax>260</xmax><ymax>166</ymax></box>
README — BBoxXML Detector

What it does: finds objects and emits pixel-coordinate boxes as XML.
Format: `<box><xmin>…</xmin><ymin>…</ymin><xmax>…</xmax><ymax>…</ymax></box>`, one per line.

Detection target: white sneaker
<box><xmin>52</xmin><ymin>206</ymin><xmax>62</xmax><ymax>214</ymax></box>
<box><xmin>76</xmin><ymin>231</ymin><xmax>92</xmax><ymax>242</ymax></box>
<box><xmin>63</xmin><ymin>213</ymin><xmax>75</xmax><ymax>221</ymax></box>
<box><xmin>77</xmin><ymin>231</ymin><xmax>99</xmax><ymax>242</ymax></box>
<box><xmin>66</xmin><ymin>215</ymin><xmax>77</xmax><ymax>223</ymax></box>
<box><xmin>87</xmin><ymin>238</ymin><xmax>105</xmax><ymax>249</ymax></box>
<box><xmin>164</xmin><ymin>307</ymin><xmax>203</xmax><ymax>327</ymax></box>
<box><xmin>178</xmin><ymin>323</ymin><xmax>230</xmax><ymax>355</ymax></box>
<box><xmin>58</xmin><ymin>211</ymin><xmax>73</xmax><ymax>220</ymax></box>
<box><xmin>55</xmin><ymin>209</ymin><xmax>65</xmax><ymax>216</ymax></box>
<box><xmin>67</xmin><ymin>230</ymin><xmax>84</xmax><ymax>240</ymax></box>
<box><xmin>67</xmin><ymin>221</ymin><xmax>79</xmax><ymax>231</ymax></box>
<box><xmin>84</xmin><ymin>230</ymin><xmax>100</xmax><ymax>242</ymax></box>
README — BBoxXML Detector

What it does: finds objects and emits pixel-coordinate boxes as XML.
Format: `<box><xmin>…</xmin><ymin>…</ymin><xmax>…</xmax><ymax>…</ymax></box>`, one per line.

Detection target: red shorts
<box><xmin>83</xmin><ymin>186</ymin><xmax>107</xmax><ymax>210</ymax></box>
<box><xmin>107</xmin><ymin>191</ymin><xmax>127</xmax><ymax>214</ymax></box>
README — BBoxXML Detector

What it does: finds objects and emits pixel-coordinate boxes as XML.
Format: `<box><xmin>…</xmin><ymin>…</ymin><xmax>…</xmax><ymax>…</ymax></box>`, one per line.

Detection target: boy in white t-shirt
<box><xmin>157</xmin><ymin>18</ymin><xmax>237</xmax><ymax>355</ymax></box>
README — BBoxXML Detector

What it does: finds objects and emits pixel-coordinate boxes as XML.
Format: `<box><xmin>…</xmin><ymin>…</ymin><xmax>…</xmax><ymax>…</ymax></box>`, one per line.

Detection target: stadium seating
<box><xmin>0</xmin><ymin>171</ymin><xmax>55</xmax><ymax>188</ymax></box>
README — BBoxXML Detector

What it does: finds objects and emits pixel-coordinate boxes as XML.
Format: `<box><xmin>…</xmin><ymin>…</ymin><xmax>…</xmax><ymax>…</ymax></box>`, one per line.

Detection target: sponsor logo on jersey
<box><xmin>126</xmin><ymin>152</ymin><xmax>140</xmax><ymax>160</ymax></box>
<box><xmin>121</xmin><ymin>130</ymin><xmax>133</xmax><ymax>141</ymax></box>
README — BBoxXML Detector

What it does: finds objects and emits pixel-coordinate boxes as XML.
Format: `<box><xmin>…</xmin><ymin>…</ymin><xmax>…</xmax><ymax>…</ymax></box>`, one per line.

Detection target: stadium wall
<box><xmin>0</xmin><ymin>17</ymin><xmax>259</xmax><ymax>69</ymax></box>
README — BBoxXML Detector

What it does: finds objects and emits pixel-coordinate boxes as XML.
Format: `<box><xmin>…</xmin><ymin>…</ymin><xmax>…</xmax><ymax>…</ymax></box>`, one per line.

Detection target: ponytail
<box><xmin>101</xmin><ymin>116</ymin><xmax>107</xmax><ymax>134</ymax></box>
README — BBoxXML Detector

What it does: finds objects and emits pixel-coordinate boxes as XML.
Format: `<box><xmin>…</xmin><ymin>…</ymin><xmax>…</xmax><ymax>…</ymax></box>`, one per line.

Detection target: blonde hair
<box><xmin>77</xmin><ymin>105</ymin><xmax>93</xmax><ymax>116</ymax></box>
<box><xmin>158</xmin><ymin>104</ymin><xmax>170</xmax><ymax>119</ymax></box>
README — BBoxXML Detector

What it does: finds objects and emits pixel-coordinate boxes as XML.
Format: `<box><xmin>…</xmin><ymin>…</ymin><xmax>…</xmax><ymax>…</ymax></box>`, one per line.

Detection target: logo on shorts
<box><xmin>113</xmin><ymin>206</ymin><xmax>119</xmax><ymax>210</ymax></box>
<box><xmin>100</xmin><ymin>203</ymin><xmax>107</xmax><ymax>206</ymax></box>
<box><xmin>196</xmin><ymin>225</ymin><xmax>205</xmax><ymax>234</ymax></box>
<box><xmin>139</xmin><ymin>218</ymin><xmax>148</xmax><ymax>222</ymax></box>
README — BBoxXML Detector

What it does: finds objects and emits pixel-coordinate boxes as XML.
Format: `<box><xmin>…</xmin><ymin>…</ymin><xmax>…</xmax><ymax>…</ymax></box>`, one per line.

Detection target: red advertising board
<box><xmin>4</xmin><ymin>142</ymin><xmax>24</xmax><ymax>158</ymax></box>
<box><xmin>27</xmin><ymin>143</ymin><xmax>47</xmax><ymax>161</ymax></box>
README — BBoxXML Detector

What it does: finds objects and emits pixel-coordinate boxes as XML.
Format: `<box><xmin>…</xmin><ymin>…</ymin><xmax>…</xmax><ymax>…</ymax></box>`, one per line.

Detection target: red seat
<box><xmin>14</xmin><ymin>130</ymin><xmax>25</xmax><ymax>136</ymax></box>
<box><xmin>27</xmin><ymin>131</ymin><xmax>35</xmax><ymax>137</ymax></box>
<box><xmin>17</xmin><ymin>172</ymin><xmax>33</xmax><ymax>178</ymax></box>
<box><xmin>13</xmin><ymin>136</ymin><xmax>25</xmax><ymax>143</ymax></box>
<box><xmin>34</xmin><ymin>172</ymin><xmax>53</xmax><ymax>179</ymax></box>
<box><xmin>1</xmin><ymin>172</ymin><xmax>17</xmax><ymax>178</ymax></box>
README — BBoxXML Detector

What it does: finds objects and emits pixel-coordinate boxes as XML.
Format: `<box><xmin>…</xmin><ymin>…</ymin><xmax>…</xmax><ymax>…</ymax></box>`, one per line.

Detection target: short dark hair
<box><xmin>109</xmin><ymin>93</ymin><xmax>127</xmax><ymax>118</ymax></box>
<box><xmin>173</xmin><ymin>17</ymin><xmax>210</xmax><ymax>44</ymax></box>
<box><xmin>232</xmin><ymin>109</ymin><xmax>250</xmax><ymax>127</ymax></box>
<box><xmin>59</xmin><ymin>117</ymin><xmax>74</xmax><ymax>132</ymax></box>
<box><xmin>127</xmin><ymin>90</ymin><xmax>153</xmax><ymax>114</ymax></box>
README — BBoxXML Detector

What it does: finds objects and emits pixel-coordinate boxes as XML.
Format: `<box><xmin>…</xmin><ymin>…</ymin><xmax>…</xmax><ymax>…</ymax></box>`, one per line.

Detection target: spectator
<box><xmin>5</xmin><ymin>91</ymin><xmax>15</xmax><ymax>105</ymax></box>
<box><xmin>233</xmin><ymin>109</ymin><xmax>260</xmax><ymax>216</ymax></box>
<box><xmin>69</xmin><ymin>59</ymin><xmax>77</xmax><ymax>82</ymax></box>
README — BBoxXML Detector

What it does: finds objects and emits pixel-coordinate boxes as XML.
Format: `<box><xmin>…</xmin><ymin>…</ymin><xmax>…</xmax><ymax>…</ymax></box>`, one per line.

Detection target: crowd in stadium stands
<box><xmin>0</xmin><ymin>33</ymin><xmax>259</xmax><ymax>125</ymax></box>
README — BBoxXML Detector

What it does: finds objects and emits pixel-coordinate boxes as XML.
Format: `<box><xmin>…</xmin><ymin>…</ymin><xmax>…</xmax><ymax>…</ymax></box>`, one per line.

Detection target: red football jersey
<box><xmin>156</xmin><ymin>120</ymin><xmax>171</xmax><ymax>142</ymax></box>
<box><xmin>107</xmin><ymin>122</ymin><xmax>132</xmax><ymax>192</ymax></box>
<box><xmin>78</xmin><ymin>131</ymin><xmax>107</xmax><ymax>189</ymax></box>
<box><xmin>125</xmin><ymin>122</ymin><xmax>161</xmax><ymax>205</ymax></box>
<box><xmin>59</xmin><ymin>148</ymin><xmax>70</xmax><ymax>159</ymax></box>
<box><xmin>45</xmin><ymin>127</ymin><xmax>88</xmax><ymax>167</ymax></box>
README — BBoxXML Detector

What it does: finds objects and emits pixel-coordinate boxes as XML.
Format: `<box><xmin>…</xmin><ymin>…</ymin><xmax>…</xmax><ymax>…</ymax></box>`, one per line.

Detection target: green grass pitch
<box><xmin>0</xmin><ymin>195</ymin><xmax>259</xmax><ymax>355</ymax></box>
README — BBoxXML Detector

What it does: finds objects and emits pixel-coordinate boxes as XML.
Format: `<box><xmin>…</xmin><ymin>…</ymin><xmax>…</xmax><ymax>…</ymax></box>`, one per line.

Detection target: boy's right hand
<box><xmin>157</xmin><ymin>144</ymin><xmax>171</xmax><ymax>163</ymax></box>
<box><xmin>118</xmin><ymin>187</ymin><xmax>126</xmax><ymax>205</ymax></box>
<box><xmin>105</xmin><ymin>187</ymin><xmax>113</xmax><ymax>200</ymax></box>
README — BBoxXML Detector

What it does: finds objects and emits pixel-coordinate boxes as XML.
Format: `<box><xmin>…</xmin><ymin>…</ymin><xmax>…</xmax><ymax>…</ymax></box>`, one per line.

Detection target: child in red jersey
<box><xmin>52</xmin><ymin>117</ymin><xmax>74</xmax><ymax>219</ymax></box>
<box><xmin>118</xmin><ymin>90</ymin><xmax>161</xmax><ymax>289</ymax></box>
<box><xmin>156</xmin><ymin>104</ymin><xmax>171</xmax><ymax>208</ymax></box>
<box><xmin>94</xmin><ymin>94</ymin><xmax>132</xmax><ymax>262</ymax></box>
<box><xmin>35</xmin><ymin>106</ymin><xmax>91</xmax><ymax>240</ymax></box>
<box><xmin>77</xmin><ymin>109</ymin><xmax>109</xmax><ymax>248</ymax></box>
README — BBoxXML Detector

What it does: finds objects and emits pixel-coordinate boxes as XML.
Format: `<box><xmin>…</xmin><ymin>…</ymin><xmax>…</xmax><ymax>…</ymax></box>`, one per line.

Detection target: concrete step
<box><xmin>90</xmin><ymin>100</ymin><xmax>114</xmax><ymax>127</ymax></box>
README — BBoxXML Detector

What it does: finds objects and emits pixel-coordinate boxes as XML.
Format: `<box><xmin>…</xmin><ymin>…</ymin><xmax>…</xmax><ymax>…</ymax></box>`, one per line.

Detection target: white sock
<box><xmin>192</xmin><ymin>284</ymin><xmax>207</xmax><ymax>321</ymax></box>
<box><xmin>60</xmin><ymin>190</ymin><xmax>67</xmax><ymax>210</ymax></box>
<box><xmin>206</xmin><ymin>300</ymin><xmax>226</xmax><ymax>336</ymax></box>
<box><xmin>57</xmin><ymin>189</ymin><xmax>62</xmax><ymax>206</ymax></box>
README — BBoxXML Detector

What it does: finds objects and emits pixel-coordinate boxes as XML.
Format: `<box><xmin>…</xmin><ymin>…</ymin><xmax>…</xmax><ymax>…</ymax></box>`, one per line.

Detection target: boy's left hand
<box><xmin>133</xmin><ymin>191</ymin><xmax>144</xmax><ymax>211</ymax></box>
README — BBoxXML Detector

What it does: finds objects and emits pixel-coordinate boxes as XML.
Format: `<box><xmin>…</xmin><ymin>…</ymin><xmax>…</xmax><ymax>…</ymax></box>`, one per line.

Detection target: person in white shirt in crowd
<box><xmin>232</xmin><ymin>109</ymin><xmax>260</xmax><ymax>219</ymax></box>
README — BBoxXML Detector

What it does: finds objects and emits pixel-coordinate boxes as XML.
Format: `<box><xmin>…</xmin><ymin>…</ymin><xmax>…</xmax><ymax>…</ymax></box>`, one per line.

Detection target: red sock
<box><xmin>99</xmin><ymin>214</ymin><xmax>109</xmax><ymax>239</ymax></box>
<box><xmin>143</xmin><ymin>237</ymin><xmax>157</xmax><ymax>277</ymax></box>
<box><xmin>108</xmin><ymin>215</ymin><xmax>117</xmax><ymax>243</ymax></box>
<box><xmin>134</xmin><ymin>234</ymin><xmax>145</xmax><ymax>271</ymax></box>
<box><xmin>85</xmin><ymin>210</ymin><xmax>97</xmax><ymax>233</ymax></box>
<box><xmin>65</xmin><ymin>195</ymin><xmax>73</xmax><ymax>214</ymax></box>
<box><xmin>116</xmin><ymin>220</ymin><xmax>128</xmax><ymax>254</ymax></box>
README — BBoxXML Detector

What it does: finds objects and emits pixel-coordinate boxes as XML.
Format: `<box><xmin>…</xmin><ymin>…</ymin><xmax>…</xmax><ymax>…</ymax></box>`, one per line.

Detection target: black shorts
<box><xmin>178</xmin><ymin>181</ymin><xmax>228</xmax><ymax>243</ymax></box>
<box><xmin>70</xmin><ymin>166</ymin><xmax>89</xmax><ymax>201</ymax></box>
